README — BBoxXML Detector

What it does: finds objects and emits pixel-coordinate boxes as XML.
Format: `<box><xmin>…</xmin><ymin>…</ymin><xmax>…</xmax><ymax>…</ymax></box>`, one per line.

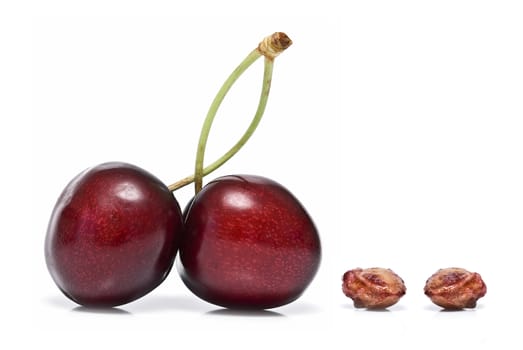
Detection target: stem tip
<box><xmin>258</xmin><ymin>32</ymin><xmax>293</xmax><ymax>60</ymax></box>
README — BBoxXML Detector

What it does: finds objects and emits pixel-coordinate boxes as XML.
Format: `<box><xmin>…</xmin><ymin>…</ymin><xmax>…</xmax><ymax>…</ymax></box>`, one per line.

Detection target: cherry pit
<box><xmin>45</xmin><ymin>32</ymin><xmax>322</xmax><ymax>309</ymax></box>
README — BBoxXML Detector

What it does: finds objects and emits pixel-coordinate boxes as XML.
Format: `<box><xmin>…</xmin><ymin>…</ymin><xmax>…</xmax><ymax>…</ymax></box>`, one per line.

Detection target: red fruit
<box><xmin>178</xmin><ymin>175</ymin><xmax>321</xmax><ymax>309</ymax></box>
<box><xmin>45</xmin><ymin>162</ymin><xmax>183</xmax><ymax>307</ymax></box>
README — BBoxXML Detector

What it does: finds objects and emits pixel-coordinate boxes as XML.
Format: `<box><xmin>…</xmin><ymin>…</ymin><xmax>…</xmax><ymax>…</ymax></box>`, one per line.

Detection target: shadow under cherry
<box><xmin>71</xmin><ymin>306</ymin><xmax>131</xmax><ymax>315</ymax></box>
<box><xmin>205</xmin><ymin>308</ymin><xmax>285</xmax><ymax>317</ymax></box>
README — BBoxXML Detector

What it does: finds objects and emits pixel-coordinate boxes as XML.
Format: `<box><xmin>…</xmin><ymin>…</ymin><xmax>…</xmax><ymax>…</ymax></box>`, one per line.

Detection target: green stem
<box><xmin>166</xmin><ymin>32</ymin><xmax>292</xmax><ymax>194</ymax></box>
<box><xmin>193</xmin><ymin>49</ymin><xmax>261</xmax><ymax>193</ymax></box>
<box><xmin>167</xmin><ymin>57</ymin><xmax>274</xmax><ymax>192</ymax></box>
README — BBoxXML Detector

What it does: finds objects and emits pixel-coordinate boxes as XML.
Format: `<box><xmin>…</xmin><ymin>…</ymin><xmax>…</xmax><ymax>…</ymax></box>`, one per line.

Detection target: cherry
<box><xmin>169</xmin><ymin>32</ymin><xmax>321</xmax><ymax>309</ymax></box>
<box><xmin>45</xmin><ymin>32</ymin><xmax>318</xmax><ymax>310</ymax></box>
<box><xmin>178</xmin><ymin>175</ymin><xmax>321</xmax><ymax>309</ymax></box>
<box><xmin>45</xmin><ymin>162</ymin><xmax>183</xmax><ymax>307</ymax></box>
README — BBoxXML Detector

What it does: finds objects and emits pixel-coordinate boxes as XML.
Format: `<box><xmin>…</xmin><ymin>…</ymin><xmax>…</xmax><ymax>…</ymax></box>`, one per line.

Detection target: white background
<box><xmin>2</xmin><ymin>1</ymin><xmax>523</xmax><ymax>348</ymax></box>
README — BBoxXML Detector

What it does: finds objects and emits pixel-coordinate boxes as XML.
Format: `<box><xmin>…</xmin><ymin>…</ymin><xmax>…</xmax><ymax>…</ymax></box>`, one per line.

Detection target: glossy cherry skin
<box><xmin>45</xmin><ymin>162</ymin><xmax>183</xmax><ymax>307</ymax></box>
<box><xmin>178</xmin><ymin>175</ymin><xmax>321</xmax><ymax>309</ymax></box>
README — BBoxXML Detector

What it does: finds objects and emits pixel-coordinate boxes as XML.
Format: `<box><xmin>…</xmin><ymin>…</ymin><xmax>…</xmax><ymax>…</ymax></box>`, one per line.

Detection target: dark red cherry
<box><xmin>45</xmin><ymin>162</ymin><xmax>183</xmax><ymax>307</ymax></box>
<box><xmin>178</xmin><ymin>175</ymin><xmax>321</xmax><ymax>309</ymax></box>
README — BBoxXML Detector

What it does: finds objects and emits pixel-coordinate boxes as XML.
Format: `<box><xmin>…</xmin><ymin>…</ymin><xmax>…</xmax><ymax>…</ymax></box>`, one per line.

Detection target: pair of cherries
<box><xmin>45</xmin><ymin>33</ymin><xmax>321</xmax><ymax>309</ymax></box>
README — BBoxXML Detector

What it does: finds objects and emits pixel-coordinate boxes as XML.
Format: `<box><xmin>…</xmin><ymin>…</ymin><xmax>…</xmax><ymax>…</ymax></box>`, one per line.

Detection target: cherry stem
<box><xmin>167</xmin><ymin>32</ymin><xmax>292</xmax><ymax>193</ymax></box>
<box><xmin>168</xmin><ymin>59</ymin><xmax>273</xmax><ymax>192</ymax></box>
